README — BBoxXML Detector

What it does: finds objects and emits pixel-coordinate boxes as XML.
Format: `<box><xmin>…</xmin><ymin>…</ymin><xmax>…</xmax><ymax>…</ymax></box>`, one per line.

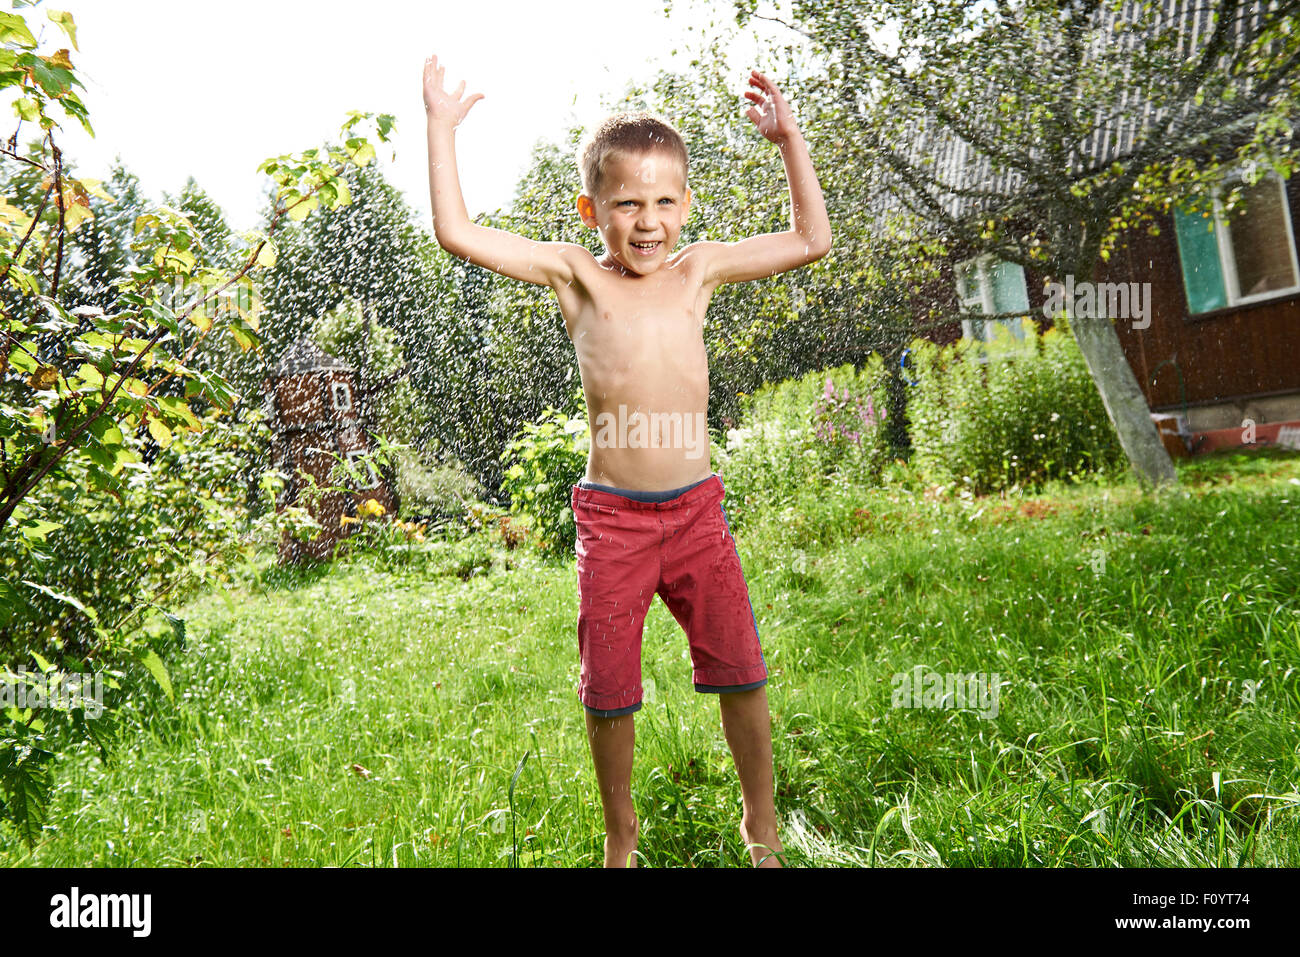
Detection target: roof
<box><xmin>274</xmin><ymin>335</ymin><xmax>353</xmax><ymax>376</ymax></box>
<box><xmin>872</xmin><ymin>0</ymin><xmax>1281</xmax><ymax>223</ymax></box>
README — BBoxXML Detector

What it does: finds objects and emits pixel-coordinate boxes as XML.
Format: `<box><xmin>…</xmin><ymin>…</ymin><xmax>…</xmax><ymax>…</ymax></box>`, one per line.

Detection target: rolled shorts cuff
<box><xmin>693</xmin><ymin>665</ymin><xmax>768</xmax><ymax>694</ymax></box>
<box><xmin>581</xmin><ymin>698</ymin><xmax>643</xmax><ymax>718</ymax></box>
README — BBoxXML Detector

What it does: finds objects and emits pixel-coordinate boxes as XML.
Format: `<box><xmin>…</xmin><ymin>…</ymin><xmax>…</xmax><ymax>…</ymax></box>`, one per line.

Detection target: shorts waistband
<box><xmin>572</xmin><ymin>473</ymin><xmax>723</xmax><ymax>511</ymax></box>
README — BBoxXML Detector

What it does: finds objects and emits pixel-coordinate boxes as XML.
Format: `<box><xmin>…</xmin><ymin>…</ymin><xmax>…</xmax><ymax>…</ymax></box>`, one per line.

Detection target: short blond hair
<box><xmin>576</xmin><ymin>112</ymin><xmax>689</xmax><ymax>196</ymax></box>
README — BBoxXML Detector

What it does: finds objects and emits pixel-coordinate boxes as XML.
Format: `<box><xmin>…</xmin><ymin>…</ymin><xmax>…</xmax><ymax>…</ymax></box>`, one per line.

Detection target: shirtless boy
<box><xmin>423</xmin><ymin>54</ymin><xmax>831</xmax><ymax>867</ymax></box>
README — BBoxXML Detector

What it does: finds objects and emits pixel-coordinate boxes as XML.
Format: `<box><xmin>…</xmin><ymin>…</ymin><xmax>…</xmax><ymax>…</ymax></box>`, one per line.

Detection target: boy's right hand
<box><xmin>423</xmin><ymin>55</ymin><xmax>484</xmax><ymax>129</ymax></box>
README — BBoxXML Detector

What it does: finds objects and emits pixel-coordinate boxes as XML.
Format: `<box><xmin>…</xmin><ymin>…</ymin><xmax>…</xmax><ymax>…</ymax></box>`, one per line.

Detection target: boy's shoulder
<box><xmin>669</xmin><ymin>240</ymin><xmax>732</xmax><ymax>286</ymax></box>
<box><xmin>672</xmin><ymin>240</ymin><xmax>725</xmax><ymax>262</ymax></box>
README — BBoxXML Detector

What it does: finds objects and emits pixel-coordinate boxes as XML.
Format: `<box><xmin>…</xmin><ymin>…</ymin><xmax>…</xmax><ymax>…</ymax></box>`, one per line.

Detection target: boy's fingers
<box><xmin>453</xmin><ymin>79</ymin><xmax>466</xmax><ymax>98</ymax></box>
<box><xmin>754</xmin><ymin>71</ymin><xmax>785</xmax><ymax>98</ymax></box>
<box><xmin>744</xmin><ymin>106</ymin><xmax>761</xmax><ymax>125</ymax></box>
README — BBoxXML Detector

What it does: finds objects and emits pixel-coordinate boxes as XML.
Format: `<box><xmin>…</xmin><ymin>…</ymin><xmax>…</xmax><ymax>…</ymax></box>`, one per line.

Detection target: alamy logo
<box><xmin>592</xmin><ymin>406</ymin><xmax>708</xmax><ymax>460</ymax></box>
<box><xmin>1</xmin><ymin>668</ymin><xmax>104</xmax><ymax>719</ymax></box>
<box><xmin>1043</xmin><ymin>276</ymin><xmax>1151</xmax><ymax>330</ymax></box>
<box><xmin>49</xmin><ymin>887</ymin><xmax>151</xmax><ymax>937</ymax></box>
<box><xmin>891</xmin><ymin>666</ymin><xmax>1002</xmax><ymax>719</ymax></box>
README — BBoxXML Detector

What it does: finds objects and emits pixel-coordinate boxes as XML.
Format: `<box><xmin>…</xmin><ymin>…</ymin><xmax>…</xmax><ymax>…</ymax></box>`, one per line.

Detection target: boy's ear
<box><xmin>576</xmin><ymin>193</ymin><xmax>598</xmax><ymax>229</ymax></box>
<box><xmin>682</xmin><ymin>186</ymin><xmax>692</xmax><ymax>223</ymax></box>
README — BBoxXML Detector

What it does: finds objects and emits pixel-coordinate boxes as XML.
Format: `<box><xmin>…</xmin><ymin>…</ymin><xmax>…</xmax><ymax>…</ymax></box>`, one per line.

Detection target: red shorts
<box><xmin>571</xmin><ymin>472</ymin><xmax>767</xmax><ymax>717</ymax></box>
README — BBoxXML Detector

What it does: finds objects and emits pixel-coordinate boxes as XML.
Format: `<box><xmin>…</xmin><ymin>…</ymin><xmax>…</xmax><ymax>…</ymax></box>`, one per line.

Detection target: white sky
<box><xmin>26</xmin><ymin>0</ymin><xmax>798</xmax><ymax>235</ymax></box>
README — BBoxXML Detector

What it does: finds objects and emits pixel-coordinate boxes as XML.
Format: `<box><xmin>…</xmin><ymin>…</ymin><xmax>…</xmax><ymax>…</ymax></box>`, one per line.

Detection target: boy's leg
<box><xmin>571</xmin><ymin>481</ymin><xmax>660</xmax><ymax>868</ymax></box>
<box><xmin>654</xmin><ymin>477</ymin><xmax>782</xmax><ymax>866</ymax></box>
<box><xmin>584</xmin><ymin>710</ymin><xmax>639</xmax><ymax>867</ymax></box>
<box><xmin>718</xmin><ymin>686</ymin><xmax>785</xmax><ymax>867</ymax></box>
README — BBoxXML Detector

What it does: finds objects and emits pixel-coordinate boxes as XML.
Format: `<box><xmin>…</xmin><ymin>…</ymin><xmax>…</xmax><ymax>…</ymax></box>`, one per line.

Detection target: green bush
<box><xmin>904</xmin><ymin>321</ymin><xmax>1126</xmax><ymax>493</ymax></box>
<box><xmin>1</xmin><ymin>406</ymin><xmax>275</xmax><ymax>845</ymax></box>
<box><xmin>808</xmin><ymin>354</ymin><xmax>895</xmax><ymax>480</ymax></box>
<box><xmin>715</xmin><ymin>359</ymin><xmax>895</xmax><ymax>530</ymax></box>
<box><xmin>499</xmin><ymin>388</ymin><xmax>587</xmax><ymax>556</ymax></box>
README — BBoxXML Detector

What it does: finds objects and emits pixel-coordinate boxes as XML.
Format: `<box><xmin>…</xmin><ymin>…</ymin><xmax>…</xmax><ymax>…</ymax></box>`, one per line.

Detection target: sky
<box><xmin>21</xmin><ymin>0</ymin><xmax>799</xmax><ymax>235</ymax></box>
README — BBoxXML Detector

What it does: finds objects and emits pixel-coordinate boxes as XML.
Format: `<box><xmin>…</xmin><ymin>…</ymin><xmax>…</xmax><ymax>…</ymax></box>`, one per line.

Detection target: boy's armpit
<box><xmin>547</xmin><ymin>241</ymin><xmax>599</xmax><ymax>288</ymax></box>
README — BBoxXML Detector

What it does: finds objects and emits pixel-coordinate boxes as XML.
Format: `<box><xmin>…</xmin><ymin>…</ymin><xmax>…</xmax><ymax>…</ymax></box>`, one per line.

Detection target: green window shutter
<box><xmin>1173</xmin><ymin>203</ymin><xmax>1227</xmax><ymax>314</ymax></box>
<box><xmin>989</xmin><ymin>261</ymin><xmax>1029</xmax><ymax>312</ymax></box>
<box><xmin>989</xmin><ymin>261</ymin><xmax>1029</xmax><ymax>338</ymax></box>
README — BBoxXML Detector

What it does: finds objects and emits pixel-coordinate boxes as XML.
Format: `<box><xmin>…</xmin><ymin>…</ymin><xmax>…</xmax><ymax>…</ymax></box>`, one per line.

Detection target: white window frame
<box><xmin>956</xmin><ymin>254</ymin><xmax>1029</xmax><ymax>342</ymax></box>
<box><xmin>345</xmin><ymin>448</ymin><xmax>381</xmax><ymax>487</ymax></box>
<box><xmin>330</xmin><ymin>381</ymin><xmax>353</xmax><ymax>413</ymax></box>
<box><xmin>1210</xmin><ymin>169</ymin><xmax>1300</xmax><ymax>308</ymax></box>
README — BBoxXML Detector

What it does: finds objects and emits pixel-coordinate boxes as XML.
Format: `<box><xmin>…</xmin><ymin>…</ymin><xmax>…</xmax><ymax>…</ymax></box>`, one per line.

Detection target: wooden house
<box><xmin>262</xmin><ymin>336</ymin><xmax>396</xmax><ymax>563</ymax></box>
<box><xmin>885</xmin><ymin>0</ymin><xmax>1300</xmax><ymax>454</ymax></box>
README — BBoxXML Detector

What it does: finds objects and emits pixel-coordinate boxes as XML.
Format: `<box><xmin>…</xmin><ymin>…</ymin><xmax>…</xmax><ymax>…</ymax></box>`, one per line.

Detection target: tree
<box><xmin>250</xmin><ymin>160</ymin><xmax>445</xmax><ymax>451</ymax></box>
<box><xmin>0</xmin><ymin>2</ymin><xmax>395</xmax><ymax>844</ymax></box>
<box><xmin>736</xmin><ymin>0</ymin><xmax>1300</xmax><ymax>487</ymax></box>
<box><xmin>24</xmin><ymin>157</ymin><xmax>148</xmax><ymax>315</ymax></box>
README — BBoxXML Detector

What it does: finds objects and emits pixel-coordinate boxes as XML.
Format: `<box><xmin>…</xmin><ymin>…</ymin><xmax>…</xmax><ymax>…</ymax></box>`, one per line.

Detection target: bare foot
<box><xmin>741</xmin><ymin>817</ymin><xmax>786</xmax><ymax>868</ymax></box>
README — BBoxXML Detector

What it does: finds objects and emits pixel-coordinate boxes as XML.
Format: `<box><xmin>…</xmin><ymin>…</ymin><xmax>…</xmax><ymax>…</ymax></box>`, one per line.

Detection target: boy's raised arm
<box><xmin>423</xmin><ymin>55</ymin><xmax>583</xmax><ymax>289</ymax></box>
<box><xmin>691</xmin><ymin>70</ymin><xmax>832</xmax><ymax>287</ymax></box>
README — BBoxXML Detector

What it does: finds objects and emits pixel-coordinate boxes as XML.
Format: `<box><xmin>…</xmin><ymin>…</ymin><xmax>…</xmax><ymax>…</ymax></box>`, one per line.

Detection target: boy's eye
<box><xmin>618</xmin><ymin>200</ymin><xmax>636</xmax><ymax>207</ymax></box>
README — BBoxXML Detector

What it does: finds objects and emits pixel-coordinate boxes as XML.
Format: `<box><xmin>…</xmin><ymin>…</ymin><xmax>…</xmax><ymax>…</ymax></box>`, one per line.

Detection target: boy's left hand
<box><xmin>743</xmin><ymin>70</ymin><xmax>800</xmax><ymax>144</ymax></box>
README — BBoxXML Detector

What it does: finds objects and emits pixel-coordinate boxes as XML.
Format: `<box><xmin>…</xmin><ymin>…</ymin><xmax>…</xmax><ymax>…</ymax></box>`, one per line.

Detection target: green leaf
<box><xmin>47</xmin><ymin>9</ymin><xmax>78</xmax><ymax>50</ymax></box>
<box><xmin>12</xmin><ymin>96</ymin><xmax>38</xmax><ymax>122</ymax></box>
<box><xmin>21</xmin><ymin>579</ymin><xmax>96</xmax><ymax>621</ymax></box>
<box><xmin>348</xmin><ymin>141</ymin><xmax>376</xmax><ymax>167</ymax></box>
<box><xmin>0</xmin><ymin>743</ymin><xmax>54</xmax><ymax>848</ymax></box>
<box><xmin>155</xmin><ymin>395</ymin><xmax>201</xmax><ymax>430</ymax></box>
<box><xmin>287</xmin><ymin>194</ymin><xmax>319</xmax><ymax>222</ymax></box>
<box><xmin>0</xmin><ymin>12</ymin><xmax>38</xmax><ymax>48</ymax></box>
<box><xmin>214</xmin><ymin>581</ymin><xmax>237</xmax><ymax>614</ymax></box>
<box><xmin>146</xmin><ymin>415</ymin><xmax>172</xmax><ymax>447</ymax></box>
<box><xmin>255</xmin><ymin>241</ymin><xmax>277</xmax><ymax>269</ymax></box>
<box><xmin>0</xmin><ymin>581</ymin><xmax>26</xmax><ymax>625</ymax></box>
<box><xmin>161</xmin><ymin>610</ymin><xmax>186</xmax><ymax>647</ymax></box>
<box><xmin>229</xmin><ymin>323</ymin><xmax>256</xmax><ymax>352</ymax></box>
<box><xmin>136</xmin><ymin>650</ymin><xmax>174</xmax><ymax>702</ymax></box>
<box><xmin>15</xmin><ymin>517</ymin><xmax>61</xmax><ymax>542</ymax></box>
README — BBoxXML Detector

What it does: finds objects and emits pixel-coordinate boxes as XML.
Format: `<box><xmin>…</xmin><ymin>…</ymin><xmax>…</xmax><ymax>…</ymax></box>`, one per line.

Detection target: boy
<box><xmin>423</xmin><ymin>55</ymin><xmax>831</xmax><ymax>867</ymax></box>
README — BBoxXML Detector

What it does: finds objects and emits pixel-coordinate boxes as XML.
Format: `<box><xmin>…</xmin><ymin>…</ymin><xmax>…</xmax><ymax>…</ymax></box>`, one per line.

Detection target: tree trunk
<box><xmin>1069</xmin><ymin>314</ymin><xmax>1177</xmax><ymax>487</ymax></box>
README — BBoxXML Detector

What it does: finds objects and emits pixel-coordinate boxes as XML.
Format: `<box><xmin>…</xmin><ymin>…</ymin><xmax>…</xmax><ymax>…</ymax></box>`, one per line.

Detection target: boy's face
<box><xmin>577</xmin><ymin>149</ymin><xmax>691</xmax><ymax>276</ymax></box>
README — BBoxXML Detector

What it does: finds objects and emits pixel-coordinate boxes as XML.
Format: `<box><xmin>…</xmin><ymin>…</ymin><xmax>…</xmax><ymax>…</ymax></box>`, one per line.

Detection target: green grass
<box><xmin>4</xmin><ymin>449</ymin><xmax>1298</xmax><ymax>867</ymax></box>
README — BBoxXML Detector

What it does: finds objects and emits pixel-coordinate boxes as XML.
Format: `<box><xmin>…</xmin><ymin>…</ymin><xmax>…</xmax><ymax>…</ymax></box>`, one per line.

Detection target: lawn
<box><xmin>4</xmin><ymin>450</ymin><xmax>1298</xmax><ymax>867</ymax></box>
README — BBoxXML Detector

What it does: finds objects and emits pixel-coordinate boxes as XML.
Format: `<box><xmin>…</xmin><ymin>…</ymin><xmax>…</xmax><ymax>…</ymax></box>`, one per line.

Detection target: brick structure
<box><xmin>262</xmin><ymin>336</ymin><xmax>396</xmax><ymax>563</ymax></box>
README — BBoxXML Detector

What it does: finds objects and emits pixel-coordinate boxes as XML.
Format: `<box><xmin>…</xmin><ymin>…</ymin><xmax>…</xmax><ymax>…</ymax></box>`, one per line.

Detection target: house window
<box><xmin>1173</xmin><ymin>171</ymin><xmax>1300</xmax><ymax>315</ymax></box>
<box><xmin>955</xmin><ymin>255</ymin><xmax>1030</xmax><ymax>341</ymax></box>
<box><xmin>330</xmin><ymin>381</ymin><xmax>353</xmax><ymax>413</ymax></box>
<box><xmin>345</xmin><ymin>448</ymin><xmax>380</xmax><ymax>487</ymax></box>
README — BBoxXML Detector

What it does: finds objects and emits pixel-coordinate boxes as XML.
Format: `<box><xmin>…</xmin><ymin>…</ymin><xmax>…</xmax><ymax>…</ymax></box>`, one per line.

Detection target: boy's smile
<box><xmin>577</xmin><ymin>150</ymin><xmax>691</xmax><ymax>277</ymax></box>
